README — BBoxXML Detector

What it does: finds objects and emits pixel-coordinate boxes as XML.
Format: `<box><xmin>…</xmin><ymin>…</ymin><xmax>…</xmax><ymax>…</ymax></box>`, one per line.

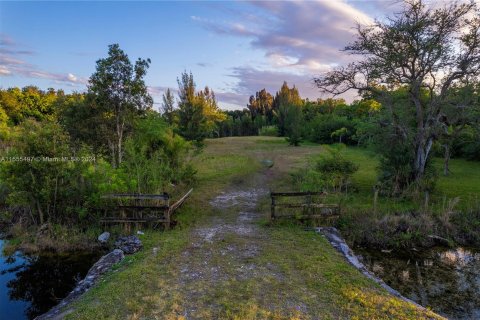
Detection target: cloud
<box><xmin>0</xmin><ymin>34</ymin><xmax>87</xmax><ymax>86</ymax></box>
<box><xmin>194</xmin><ymin>0</ymin><xmax>377</xmax><ymax>75</ymax></box>
<box><xmin>147</xmin><ymin>86</ymin><xmax>177</xmax><ymax>97</ymax></box>
<box><xmin>222</xmin><ymin>66</ymin><xmax>360</xmax><ymax>108</ymax></box>
<box><xmin>215</xmin><ymin>91</ymin><xmax>248</xmax><ymax>110</ymax></box>
<box><xmin>191</xmin><ymin>0</ymin><xmax>380</xmax><ymax>107</ymax></box>
<box><xmin>197</xmin><ymin>62</ymin><xmax>212</xmax><ymax>67</ymax></box>
<box><xmin>0</xmin><ymin>33</ymin><xmax>35</xmax><ymax>55</ymax></box>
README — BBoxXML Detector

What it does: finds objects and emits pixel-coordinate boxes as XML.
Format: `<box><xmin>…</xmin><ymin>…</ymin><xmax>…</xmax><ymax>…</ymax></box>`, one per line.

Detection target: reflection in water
<box><xmin>0</xmin><ymin>240</ymin><xmax>101</xmax><ymax>319</ymax></box>
<box><xmin>355</xmin><ymin>246</ymin><xmax>480</xmax><ymax>319</ymax></box>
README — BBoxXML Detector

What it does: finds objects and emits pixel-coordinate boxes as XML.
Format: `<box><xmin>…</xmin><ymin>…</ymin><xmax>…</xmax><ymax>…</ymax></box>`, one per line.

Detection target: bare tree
<box><xmin>314</xmin><ymin>0</ymin><xmax>480</xmax><ymax>184</ymax></box>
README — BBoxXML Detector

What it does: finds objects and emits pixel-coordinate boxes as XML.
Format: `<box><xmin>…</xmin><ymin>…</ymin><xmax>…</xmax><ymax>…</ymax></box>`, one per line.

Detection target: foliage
<box><xmin>292</xmin><ymin>144</ymin><xmax>359</xmax><ymax>192</ymax></box>
<box><xmin>284</xmin><ymin>104</ymin><xmax>303</xmax><ymax>146</ymax></box>
<box><xmin>0</xmin><ymin>119</ymin><xmax>87</xmax><ymax>225</ymax></box>
<box><xmin>306</xmin><ymin>115</ymin><xmax>356</xmax><ymax>145</ymax></box>
<box><xmin>88</xmin><ymin>43</ymin><xmax>153</xmax><ymax>167</ymax></box>
<box><xmin>247</xmin><ymin>88</ymin><xmax>274</xmax><ymax>123</ymax></box>
<box><xmin>272</xmin><ymin>81</ymin><xmax>303</xmax><ymax>136</ymax></box>
<box><xmin>176</xmin><ymin>72</ymin><xmax>226</xmax><ymax>144</ymax></box>
<box><xmin>121</xmin><ymin>112</ymin><xmax>194</xmax><ymax>193</ymax></box>
<box><xmin>314</xmin><ymin>0</ymin><xmax>480</xmax><ymax>193</ymax></box>
<box><xmin>0</xmin><ymin>86</ymin><xmax>59</xmax><ymax>125</ymax></box>
<box><xmin>161</xmin><ymin>88</ymin><xmax>176</xmax><ymax>125</ymax></box>
<box><xmin>258</xmin><ymin>125</ymin><xmax>278</xmax><ymax>137</ymax></box>
<box><xmin>315</xmin><ymin>145</ymin><xmax>359</xmax><ymax>192</ymax></box>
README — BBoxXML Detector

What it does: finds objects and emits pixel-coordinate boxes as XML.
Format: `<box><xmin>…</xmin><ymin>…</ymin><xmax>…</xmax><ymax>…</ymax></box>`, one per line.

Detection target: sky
<box><xmin>0</xmin><ymin>0</ymin><xmax>414</xmax><ymax>110</ymax></box>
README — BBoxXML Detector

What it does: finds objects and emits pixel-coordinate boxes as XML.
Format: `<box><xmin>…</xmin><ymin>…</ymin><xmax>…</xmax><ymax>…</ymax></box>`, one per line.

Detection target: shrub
<box><xmin>315</xmin><ymin>145</ymin><xmax>359</xmax><ymax>192</ymax></box>
<box><xmin>259</xmin><ymin>125</ymin><xmax>278</xmax><ymax>136</ymax></box>
<box><xmin>306</xmin><ymin>115</ymin><xmax>356</xmax><ymax>144</ymax></box>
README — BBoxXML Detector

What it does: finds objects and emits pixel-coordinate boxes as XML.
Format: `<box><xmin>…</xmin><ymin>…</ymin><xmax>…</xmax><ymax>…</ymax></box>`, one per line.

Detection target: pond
<box><xmin>355</xmin><ymin>246</ymin><xmax>480</xmax><ymax>319</ymax></box>
<box><xmin>0</xmin><ymin>239</ymin><xmax>102</xmax><ymax>319</ymax></box>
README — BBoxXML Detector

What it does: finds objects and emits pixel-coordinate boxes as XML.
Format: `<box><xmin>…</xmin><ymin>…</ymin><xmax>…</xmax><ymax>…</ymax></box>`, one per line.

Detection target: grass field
<box><xmin>293</xmin><ymin>145</ymin><xmax>480</xmax><ymax>214</ymax></box>
<box><xmin>65</xmin><ymin>137</ymin><xmax>444</xmax><ymax>319</ymax></box>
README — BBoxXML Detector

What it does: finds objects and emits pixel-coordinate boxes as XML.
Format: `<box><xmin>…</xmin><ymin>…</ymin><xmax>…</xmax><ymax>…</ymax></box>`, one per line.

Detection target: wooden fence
<box><xmin>270</xmin><ymin>191</ymin><xmax>339</xmax><ymax>223</ymax></box>
<box><xmin>100</xmin><ymin>188</ymin><xmax>193</xmax><ymax>230</ymax></box>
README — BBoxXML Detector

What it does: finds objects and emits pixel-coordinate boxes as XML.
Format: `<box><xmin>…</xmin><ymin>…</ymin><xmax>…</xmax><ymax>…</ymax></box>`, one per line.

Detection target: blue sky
<box><xmin>0</xmin><ymin>1</ymin><xmax>404</xmax><ymax>110</ymax></box>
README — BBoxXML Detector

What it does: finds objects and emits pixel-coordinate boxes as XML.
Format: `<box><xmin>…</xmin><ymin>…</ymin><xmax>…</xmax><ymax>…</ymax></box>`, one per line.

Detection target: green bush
<box><xmin>292</xmin><ymin>144</ymin><xmax>359</xmax><ymax>192</ymax></box>
<box><xmin>315</xmin><ymin>145</ymin><xmax>359</xmax><ymax>192</ymax></box>
<box><xmin>306</xmin><ymin>115</ymin><xmax>356</xmax><ymax>144</ymax></box>
<box><xmin>259</xmin><ymin>125</ymin><xmax>278</xmax><ymax>136</ymax></box>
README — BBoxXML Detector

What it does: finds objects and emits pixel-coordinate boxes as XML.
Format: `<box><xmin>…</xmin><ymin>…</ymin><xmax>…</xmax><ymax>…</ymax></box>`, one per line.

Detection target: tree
<box><xmin>273</xmin><ymin>82</ymin><xmax>303</xmax><ymax>136</ymax></box>
<box><xmin>440</xmin><ymin>81</ymin><xmax>480</xmax><ymax>175</ymax></box>
<box><xmin>315</xmin><ymin>0</ymin><xmax>480</xmax><ymax>191</ymax></box>
<box><xmin>88</xmin><ymin>44</ymin><xmax>153</xmax><ymax>167</ymax></box>
<box><xmin>1</xmin><ymin>119</ymin><xmax>71</xmax><ymax>225</ymax></box>
<box><xmin>247</xmin><ymin>88</ymin><xmax>274</xmax><ymax>122</ymax></box>
<box><xmin>161</xmin><ymin>88</ymin><xmax>175</xmax><ymax>125</ymax></box>
<box><xmin>285</xmin><ymin>104</ymin><xmax>304</xmax><ymax>146</ymax></box>
<box><xmin>176</xmin><ymin>71</ymin><xmax>225</xmax><ymax>143</ymax></box>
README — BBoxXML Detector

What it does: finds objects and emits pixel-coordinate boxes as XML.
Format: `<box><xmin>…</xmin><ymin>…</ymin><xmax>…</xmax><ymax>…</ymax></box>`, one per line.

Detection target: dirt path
<box><xmin>173</xmin><ymin>173</ymin><xmax>284</xmax><ymax>318</ymax></box>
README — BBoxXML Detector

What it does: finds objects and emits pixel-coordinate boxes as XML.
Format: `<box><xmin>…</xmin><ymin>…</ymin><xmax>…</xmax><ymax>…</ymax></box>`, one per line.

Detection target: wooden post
<box><xmin>373</xmin><ymin>189</ymin><xmax>378</xmax><ymax>215</ymax></box>
<box><xmin>270</xmin><ymin>194</ymin><xmax>276</xmax><ymax>221</ymax></box>
<box><xmin>424</xmin><ymin>191</ymin><xmax>429</xmax><ymax>213</ymax></box>
<box><xmin>165</xmin><ymin>209</ymin><xmax>171</xmax><ymax>231</ymax></box>
<box><xmin>306</xmin><ymin>192</ymin><xmax>313</xmax><ymax>217</ymax></box>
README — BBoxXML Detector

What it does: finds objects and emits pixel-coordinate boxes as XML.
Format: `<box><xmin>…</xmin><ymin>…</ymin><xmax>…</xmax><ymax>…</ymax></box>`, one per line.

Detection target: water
<box><xmin>355</xmin><ymin>246</ymin><xmax>480</xmax><ymax>319</ymax></box>
<box><xmin>0</xmin><ymin>239</ymin><xmax>102</xmax><ymax>319</ymax></box>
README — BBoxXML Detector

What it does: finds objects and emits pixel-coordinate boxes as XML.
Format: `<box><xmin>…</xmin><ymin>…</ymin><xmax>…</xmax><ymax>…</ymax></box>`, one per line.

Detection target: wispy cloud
<box><xmin>192</xmin><ymin>0</ymin><xmax>384</xmax><ymax>105</ymax></box>
<box><xmin>0</xmin><ymin>34</ymin><xmax>87</xmax><ymax>86</ymax></box>
<box><xmin>227</xmin><ymin>66</ymin><xmax>359</xmax><ymax>103</ymax></box>
<box><xmin>193</xmin><ymin>1</ymin><xmax>376</xmax><ymax>74</ymax></box>
<box><xmin>197</xmin><ymin>62</ymin><xmax>212</xmax><ymax>68</ymax></box>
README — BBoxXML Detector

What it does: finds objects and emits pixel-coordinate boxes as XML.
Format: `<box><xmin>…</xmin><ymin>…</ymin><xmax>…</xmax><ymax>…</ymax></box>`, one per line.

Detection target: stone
<box><xmin>261</xmin><ymin>159</ymin><xmax>274</xmax><ymax>168</ymax></box>
<box><xmin>115</xmin><ymin>235</ymin><xmax>142</xmax><ymax>254</ymax></box>
<box><xmin>97</xmin><ymin>231</ymin><xmax>110</xmax><ymax>243</ymax></box>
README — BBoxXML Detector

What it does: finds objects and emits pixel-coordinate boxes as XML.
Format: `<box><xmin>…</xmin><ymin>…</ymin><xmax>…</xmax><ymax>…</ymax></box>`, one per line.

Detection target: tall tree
<box><xmin>88</xmin><ymin>44</ymin><xmax>153</xmax><ymax>167</ymax></box>
<box><xmin>162</xmin><ymin>88</ymin><xmax>175</xmax><ymax>125</ymax></box>
<box><xmin>314</xmin><ymin>0</ymin><xmax>480</xmax><ymax>188</ymax></box>
<box><xmin>176</xmin><ymin>72</ymin><xmax>225</xmax><ymax>143</ymax></box>
<box><xmin>273</xmin><ymin>82</ymin><xmax>303</xmax><ymax>136</ymax></box>
<box><xmin>247</xmin><ymin>88</ymin><xmax>274</xmax><ymax>122</ymax></box>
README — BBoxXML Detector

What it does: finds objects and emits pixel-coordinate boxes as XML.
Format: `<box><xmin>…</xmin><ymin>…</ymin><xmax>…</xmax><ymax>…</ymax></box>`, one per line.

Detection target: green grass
<box><xmin>304</xmin><ymin>146</ymin><xmax>480</xmax><ymax>214</ymax></box>
<box><xmin>66</xmin><ymin>137</ymin><xmax>444</xmax><ymax>319</ymax></box>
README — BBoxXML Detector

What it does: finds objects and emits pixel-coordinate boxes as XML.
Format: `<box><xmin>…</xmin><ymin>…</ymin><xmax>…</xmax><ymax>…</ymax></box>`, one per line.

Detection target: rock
<box><xmin>115</xmin><ymin>235</ymin><xmax>142</xmax><ymax>254</ymax></box>
<box><xmin>261</xmin><ymin>159</ymin><xmax>274</xmax><ymax>168</ymax></box>
<box><xmin>97</xmin><ymin>231</ymin><xmax>110</xmax><ymax>243</ymax></box>
<box><xmin>137</xmin><ymin>230</ymin><xmax>145</xmax><ymax>235</ymax></box>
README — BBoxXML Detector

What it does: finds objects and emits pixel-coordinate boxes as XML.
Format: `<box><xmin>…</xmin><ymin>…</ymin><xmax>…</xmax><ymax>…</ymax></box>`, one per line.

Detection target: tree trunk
<box><xmin>36</xmin><ymin>200</ymin><xmax>44</xmax><ymax>225</ymax></box>
<box><xmin>413</xmin><ymin>136</ymin><xmax>433</xmax><ymax>182</ymax></box>
<box><xmin>443</xmin><ymin>144</ymin><xmax>451</xmax><ymax>176</ymax></box>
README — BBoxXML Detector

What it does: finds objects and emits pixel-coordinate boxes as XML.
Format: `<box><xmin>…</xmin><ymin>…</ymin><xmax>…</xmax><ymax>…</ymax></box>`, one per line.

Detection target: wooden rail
<box><xmin>270</xmin><ymin>191</ymin><xmax>339</xmax><ymax>223</ymax></box>
<box><xmin>100</xmin><ymin>189</ymin><xmax>193</xmax><ymax>230</ymax></box>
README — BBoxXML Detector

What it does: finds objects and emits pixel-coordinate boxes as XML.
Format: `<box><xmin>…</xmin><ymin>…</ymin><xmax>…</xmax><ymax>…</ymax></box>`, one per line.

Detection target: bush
<box><xmin>306</xmin><ymin>115</ymin><xmax>356</xmax><ymax>144</ymax></box>
<box><xmin>315</xmin><ymin>145</ymin><xmax>359</xmax><ymax>192</ymax></box>
<box><xmin>259</xmin><ymin>125</ymin><xmax>278</xmax><ymax>136</ymax></box>
<box><xmin>292</xmin><ymin>144</ymin><xmax>359</xmax><ymax>192</ymax></box>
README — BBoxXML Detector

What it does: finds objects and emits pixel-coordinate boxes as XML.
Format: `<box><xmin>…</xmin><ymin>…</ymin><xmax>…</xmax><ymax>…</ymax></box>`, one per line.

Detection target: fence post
<box><xmin>373</xmin><ymin>189</ymin><xmax>378</xmax><ymax>215</ymax></box>
<box><xmin>270</xmin><ymin>194</ymin><xmax>276</xmax><ymax>221</ymax></box>
<box><xmin>424</xmin><ymin>191</ymin><xmax>429</xmax><ymax>213</ymax></box>
<box><xmin>306</xmin><ymin>192</ymin><xmax>313</xmax><ymax>216</ymax></box>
